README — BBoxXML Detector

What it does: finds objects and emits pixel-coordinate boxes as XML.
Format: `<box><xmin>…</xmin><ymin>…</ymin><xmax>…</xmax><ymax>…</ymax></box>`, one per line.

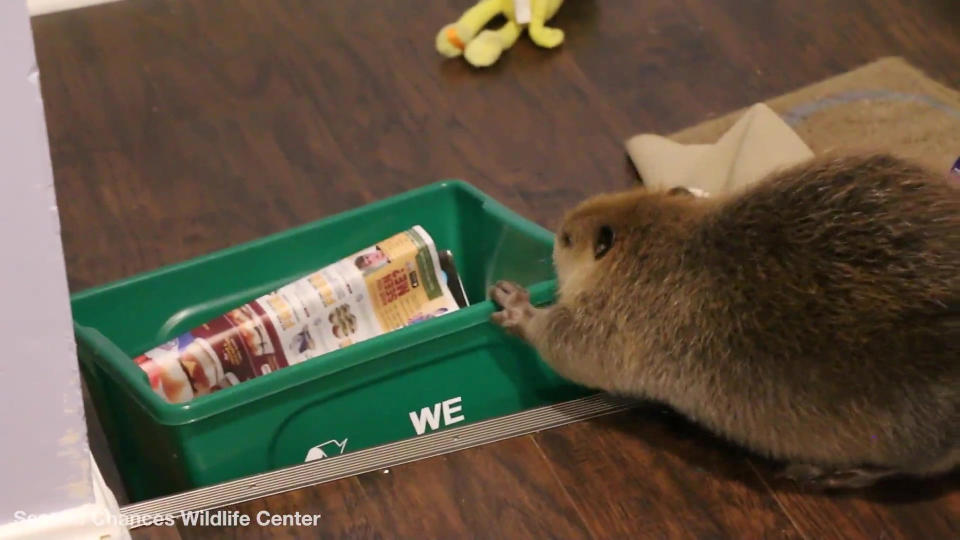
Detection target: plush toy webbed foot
<box><xmin>436</xmin><ymin>0</ymin><xmax>565</xmax><ymax>68</ymax></box>
<box><xmin>465</xmin><ymin>23</ymin><xmax>524</xmax><ymax>67</ymax></box>
<box><xmin>528</xmin><ymin>25</ymin><xmax>564</xmax><ymax>48</ymax></box>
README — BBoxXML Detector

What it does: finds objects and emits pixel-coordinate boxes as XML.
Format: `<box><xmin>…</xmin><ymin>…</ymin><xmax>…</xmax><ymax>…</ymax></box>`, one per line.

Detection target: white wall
<box><xmin>0</xmin><ymin>0</ymin><xmax>94</xmax><ymax>524</ymax></box>
<box><xmin>28</xmin><ymin>0</ymin><xmax>123</xmax><ymax>16</ymax></box>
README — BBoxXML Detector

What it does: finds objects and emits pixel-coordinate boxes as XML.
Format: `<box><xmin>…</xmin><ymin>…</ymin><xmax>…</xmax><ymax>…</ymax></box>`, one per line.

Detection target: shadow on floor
<box><xmin>596</xmin><ymin>401</ymin><xmax>959</xmax><ymax>504</ymax></box>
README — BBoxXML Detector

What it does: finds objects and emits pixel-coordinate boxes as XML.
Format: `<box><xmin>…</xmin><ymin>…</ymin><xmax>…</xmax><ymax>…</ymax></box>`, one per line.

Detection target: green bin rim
<box><xmin>71</xmin><ymin>179</ymin><xmax>560</xmax><ymax>426</ymax></box>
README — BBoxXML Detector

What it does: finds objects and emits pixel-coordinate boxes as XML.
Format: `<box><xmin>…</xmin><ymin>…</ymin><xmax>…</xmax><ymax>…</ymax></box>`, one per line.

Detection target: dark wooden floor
<box><xmin>30</xmin><ymin>0</ymin><xmax>960</xmax><ymax>538</ymax></box>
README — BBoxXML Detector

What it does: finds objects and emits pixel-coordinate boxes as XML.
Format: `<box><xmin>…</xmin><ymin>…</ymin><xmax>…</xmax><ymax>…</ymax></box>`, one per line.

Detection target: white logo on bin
<box><xmin>304</xmin><ymin>438</ymin><xmax>349</xmax><ymax>462</ymax></box>
<box><xmin>409</xmin><ymin>396</ymin><xmax>465</xmax><ymax>435</ymax></box>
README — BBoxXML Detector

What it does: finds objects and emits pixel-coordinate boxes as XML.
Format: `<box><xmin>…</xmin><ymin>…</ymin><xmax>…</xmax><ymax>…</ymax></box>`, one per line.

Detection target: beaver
<box><xmin>491</xmin><ymin>152</ymin><xmax>959</xmax><ymax>489</ymax></box>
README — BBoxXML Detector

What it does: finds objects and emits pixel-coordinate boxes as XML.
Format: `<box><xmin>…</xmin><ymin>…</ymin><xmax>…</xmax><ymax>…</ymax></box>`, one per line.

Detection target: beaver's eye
<box><xmin>560</xmin><ymin>231</ymin><xmax>572</xmax><ymax>247</ymax></box>
<box><xmin>594</xmin><ymin>225</ymin><xmax>614</xmax><ymax>259</ymax></box>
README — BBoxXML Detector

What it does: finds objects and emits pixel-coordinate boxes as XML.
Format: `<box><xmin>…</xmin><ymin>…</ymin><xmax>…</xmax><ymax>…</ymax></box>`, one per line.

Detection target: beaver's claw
<box><xmin>489</xmin><ymin>280</ymin><xmax>534</xmax><ymax>338</ymax></box>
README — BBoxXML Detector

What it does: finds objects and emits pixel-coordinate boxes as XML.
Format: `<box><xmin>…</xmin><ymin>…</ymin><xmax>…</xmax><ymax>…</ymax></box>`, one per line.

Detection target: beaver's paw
<box><xmin>489</xmin><ymin>280</ymin><xmax>534</xmax><ymax>337</ymax></box>
<box><xmin>779</xmin><ymin>463</ymin><xmax>896</xmax><ymax>490</ymax></box>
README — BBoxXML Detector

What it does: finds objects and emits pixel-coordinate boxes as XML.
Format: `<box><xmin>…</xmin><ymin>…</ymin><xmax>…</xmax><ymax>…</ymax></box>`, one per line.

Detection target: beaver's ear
<box><xmin>594</xmin><ymin>225</ymin><xmax>614</xmax><ymax>259</ymax></box>
<box><xmin>667</xmin><ymin>186</ymin><xmax>693</xmax><ymax>197</ymax></box>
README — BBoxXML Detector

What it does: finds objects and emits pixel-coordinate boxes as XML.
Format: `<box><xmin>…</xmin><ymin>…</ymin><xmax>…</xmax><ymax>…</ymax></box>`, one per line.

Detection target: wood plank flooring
<box><xmin>28</xmin><ymin>0</ymin><xmax>960</xmax><ymax>537</ymax></box>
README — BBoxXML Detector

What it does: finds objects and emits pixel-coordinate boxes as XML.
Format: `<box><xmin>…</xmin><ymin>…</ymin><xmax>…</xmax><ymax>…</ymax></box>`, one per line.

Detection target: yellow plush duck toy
<box><xmin>436</xmin><ymin>0</ymin><xmax>565</xmax><ymax>67</ymax></box>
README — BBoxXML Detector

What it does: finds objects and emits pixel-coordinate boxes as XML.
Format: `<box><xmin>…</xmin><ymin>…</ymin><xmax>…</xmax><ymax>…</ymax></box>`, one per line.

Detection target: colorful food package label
<box><xmin>134</xmin><ymin>226</ymin><xmax>465</xmax><ymax>403</ymax></box>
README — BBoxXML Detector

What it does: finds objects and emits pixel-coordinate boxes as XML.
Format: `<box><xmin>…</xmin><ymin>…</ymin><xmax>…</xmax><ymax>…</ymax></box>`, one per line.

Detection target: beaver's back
<box><xmin>664</xmin><ymin>154</ymin><xmax>960</xmax><ymax>467</ymax></box>
<box><xmin>688</xmin><ymin>153</ymin><xmax>957</xmax><ymax>364</ymax></box>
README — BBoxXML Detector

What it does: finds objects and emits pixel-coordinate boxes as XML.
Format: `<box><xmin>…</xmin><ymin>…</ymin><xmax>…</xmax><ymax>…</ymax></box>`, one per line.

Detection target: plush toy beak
<box><xmin>446</xmin><ymin>27</ymin><xmax>466</xmax><ymax>51</ymax></box>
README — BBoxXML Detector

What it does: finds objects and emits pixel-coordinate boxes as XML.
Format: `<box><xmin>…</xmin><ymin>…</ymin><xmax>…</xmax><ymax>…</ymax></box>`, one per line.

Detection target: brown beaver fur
<box><xmin>491</xmin><ymin>153</ymin><xmax>959</xmax><ymax>489</ymax></box>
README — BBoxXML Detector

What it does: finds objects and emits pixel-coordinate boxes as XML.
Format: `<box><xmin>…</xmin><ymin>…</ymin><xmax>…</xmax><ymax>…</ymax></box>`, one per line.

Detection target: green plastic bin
<box><xmin>72</xmin><ymin>180</ymin><xmax>593</xmax><ymax>503</ymax></box>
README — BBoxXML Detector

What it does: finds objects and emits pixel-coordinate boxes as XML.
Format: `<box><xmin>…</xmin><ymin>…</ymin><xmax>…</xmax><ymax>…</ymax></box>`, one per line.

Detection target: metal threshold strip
<box><xmin>120</xmin><ymin>393</ymin><xmax>637</xmax><ymax>526</ymax></box>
